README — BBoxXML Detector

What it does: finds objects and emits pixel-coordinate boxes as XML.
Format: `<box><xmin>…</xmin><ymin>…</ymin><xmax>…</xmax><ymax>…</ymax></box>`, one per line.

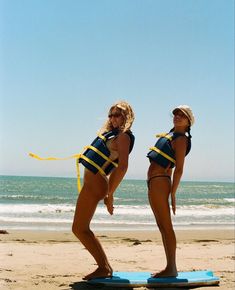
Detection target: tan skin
<box><xmin>72</xmin><ymin>107</ymin><xmax>131</xmax><ymax>280</ymax></box>
<box><xmin>148</xmin><ymin>110</ymin><xmax>190</xmax><ymax>278</ymax></box>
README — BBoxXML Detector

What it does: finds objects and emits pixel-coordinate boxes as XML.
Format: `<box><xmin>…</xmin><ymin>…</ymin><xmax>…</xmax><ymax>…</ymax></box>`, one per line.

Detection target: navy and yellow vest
<box><xmin>147</xmin><ymin>132</ymin><xmax>191</xmax><ymax>168</ymax></box>
<box><xmin>79</xmin><ymin>129</ymin><xmax>135</xmax><ymax>176</ymax></box>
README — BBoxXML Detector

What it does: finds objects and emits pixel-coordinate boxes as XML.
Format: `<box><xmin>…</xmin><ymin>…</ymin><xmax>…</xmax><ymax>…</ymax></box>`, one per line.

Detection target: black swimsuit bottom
<box><xmin>147</xmin><ymin>175</ymin><xmax>171</xmax><ymax>190</ymax></box>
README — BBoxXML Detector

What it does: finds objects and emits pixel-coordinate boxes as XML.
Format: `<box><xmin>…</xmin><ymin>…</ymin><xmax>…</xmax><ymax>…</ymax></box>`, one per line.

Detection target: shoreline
<box><xmin>1</xmin><ymin>228</ymin><xmax>234</xmax><ymax>242</ymax></box>
<box><xmin>1</xmin><ymin>229</ymin><xmax>234</xmax><ymax>290</ymax></box>
<box><xmin>1</xmin><ymin>221</ymin><xmax>234</xmax><ymax>233</ymax></box>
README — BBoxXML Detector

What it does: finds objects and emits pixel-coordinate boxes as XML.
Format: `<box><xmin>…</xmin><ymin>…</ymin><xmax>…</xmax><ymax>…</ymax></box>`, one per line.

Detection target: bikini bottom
<box><xmin>147</xmin><ymin>175</ymin><xmax>171</xmax><ymax>190</ymax></box>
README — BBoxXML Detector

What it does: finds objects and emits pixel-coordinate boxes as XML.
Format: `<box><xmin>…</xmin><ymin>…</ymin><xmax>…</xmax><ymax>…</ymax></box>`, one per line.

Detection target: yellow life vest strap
<box><xmin>29</xmin><ymin>152</ymin><xmax>81</xmax><ymax>161</ymax></box>
<box><xmin>149</xmin><ymin>147</ymin><xmax>176</xmax><ymax>164</ymax></box>
<box><xmin>97</xmin><ymin>133</ymin><xmax>107</xmax><ymax>141</ymax></box>
<box><xmin>29</xmin><ymin>152</ymin><xmax>82</xmax><ymax>193</ymax></box>
<box><xmin>29</xmin><ymin>143</ymin><xmax>118</xmax><ymax>194</ymax></box>
<box><xmin>75</xmin><ymin>158</ymin><xmax>82</xmax><ymax>193</ymax></box>
<box><xmin>29</xmin><ymin>133</ymin><xmax>119</xmax><ymax>194</ymax></box>
<box><xmin>156</xmin><ymin>133</ymin><xmax>173</xmax><ymax>140</ymax></box>
<box><xmin>84</xmin><ymin>145</ymin><xmax>118</xmax><ymax>168</ymax></box>
<box><xmin>77</xmin><ymin>145</ymin><xmax>118</xmax><ymax>184</ymax></box>
<box><xmin>79</xmin><ymin>154</ymin><xmax>106</xmax><ymax>176</ymax></box>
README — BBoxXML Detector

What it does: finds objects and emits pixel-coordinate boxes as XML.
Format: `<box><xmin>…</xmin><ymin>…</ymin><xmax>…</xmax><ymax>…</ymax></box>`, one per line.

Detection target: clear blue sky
<box><xmin>1</xmin><ymin>0</ymin><xmax>234</xmax><ymax>182</ymax></box>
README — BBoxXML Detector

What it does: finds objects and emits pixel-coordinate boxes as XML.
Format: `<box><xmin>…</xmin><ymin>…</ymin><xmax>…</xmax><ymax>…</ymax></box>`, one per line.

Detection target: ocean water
<box><xmin>0</xmin><ymin>175</ymin><xmax>234</xmax><ymax>231</ymax></box>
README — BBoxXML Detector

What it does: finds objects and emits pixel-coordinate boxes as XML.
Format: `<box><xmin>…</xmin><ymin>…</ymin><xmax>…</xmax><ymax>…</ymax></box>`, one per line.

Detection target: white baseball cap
<box><xmin>172</xmin><ymin>105</ymin><xmax>195</xmax><ymax>126</ymax></box>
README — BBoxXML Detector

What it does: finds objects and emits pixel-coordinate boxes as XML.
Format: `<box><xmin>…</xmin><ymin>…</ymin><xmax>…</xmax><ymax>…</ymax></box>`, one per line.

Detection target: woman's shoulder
<box><xmin>117</xmin><ymin>131</ymin><xmax>130</xmax><ymax>139</ymax></box>
<box><xmin>116</xmin><ymin>131</ymin><xmax>133</xmax><ymax>145</ymax></box>
<box><xmin>173</xmin><ymin>135</ymin><xmax>189</xmax><ymax>153</ymax></box>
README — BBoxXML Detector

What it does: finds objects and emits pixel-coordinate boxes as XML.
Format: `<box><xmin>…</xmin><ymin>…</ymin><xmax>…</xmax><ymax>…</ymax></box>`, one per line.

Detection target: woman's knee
<box><xmin>158</xmin><ymin>220</ymin><xmax>175</xmax><ymax>236</ymax></box>
<box><xmin>155</xmin><ymin>211</ymin><xmax>174</xmax><ymax>234</ymax></box>
<box><xmin>72</xmin><ymin>222</ymin><xmax>90</xmax><ymax>238</ymax></box>
<box><xmin>72</xmin><ymin>222</ymin><xmax>78</xmax><ymax>236</ymax></box>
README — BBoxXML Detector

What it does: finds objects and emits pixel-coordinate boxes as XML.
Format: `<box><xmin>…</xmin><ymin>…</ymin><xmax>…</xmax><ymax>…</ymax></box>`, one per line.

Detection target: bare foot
<box><xmin>151</xmin><ymin>267</ymin><xmax>178</xmax><ymax>278</ymax></box>
<box><xmin>83</xmin><ymin>266</ymin><xmax>113</xmax><ymax>280</ymax></box>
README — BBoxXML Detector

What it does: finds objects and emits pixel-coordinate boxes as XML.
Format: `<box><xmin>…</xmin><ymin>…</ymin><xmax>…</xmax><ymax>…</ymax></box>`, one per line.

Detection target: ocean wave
<box><xmin>1</xmin><ymin>216</ymin><xmax>234</xmax><ymax>227</ymax></box>
<box><xmin>0</xmin><ymin>217</ymin><xmax>72</xmax><ymax>223</ymax></box>
<box><xmin>0</xmin><ymin>203</ymin><xmax>233</xmax><ymax>218</ymax></box>
<box><xmin>223</xmin><ymin>198</ymin><xmax>235</xmax><ymax>203</ymax></box>
<box><xmin>0</xmin><ymin>194</ymin><xmax>72</xmax><ymax>202</ymax></box>
<box><xmin>97</xmin><ymin>205</ymin><xmax>234</xmax><ymax>217</ymax></box>
<box><xmin>0</xmin><ymin>204</ymin><xmax>74</xmax><ymax>214</ymax></box>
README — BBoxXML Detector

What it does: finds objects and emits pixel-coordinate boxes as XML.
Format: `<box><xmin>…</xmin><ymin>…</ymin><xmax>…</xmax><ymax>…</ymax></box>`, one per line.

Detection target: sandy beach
<box><xmin>0</xmin><ymin>229</ymin><xmax>234</xmax><ymax>290</ymax></box>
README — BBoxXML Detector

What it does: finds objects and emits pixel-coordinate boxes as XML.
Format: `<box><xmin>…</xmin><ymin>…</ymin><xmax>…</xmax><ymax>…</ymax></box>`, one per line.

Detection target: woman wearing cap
<box><xmin>72</xmin><ymin>101</ymin><xmax>135</xmax><ymax>280</ymax></box>
<box><xmin>147</xmin><ymin>105</ymin><xmax>194</xmax><ymax>277</ymax></box>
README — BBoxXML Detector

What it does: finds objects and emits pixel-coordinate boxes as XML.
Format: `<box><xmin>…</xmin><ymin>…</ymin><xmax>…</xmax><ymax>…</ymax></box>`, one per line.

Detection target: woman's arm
<box><xmin>171</xmin><ymin>136</ymin><xmax>188</xmax><ymax>214</ymax></box>
<box><xmin>105</xmin><ymin>133</ymin><xmax>130</xmax><ymax>215</ymax></box>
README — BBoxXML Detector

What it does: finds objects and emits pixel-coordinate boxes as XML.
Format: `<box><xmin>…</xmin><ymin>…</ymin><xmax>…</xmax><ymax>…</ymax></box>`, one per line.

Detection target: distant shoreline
<box><xmin>0</xmin><ymin>174</ymin><xmax>234</xmax><ymax>183</ymax></box>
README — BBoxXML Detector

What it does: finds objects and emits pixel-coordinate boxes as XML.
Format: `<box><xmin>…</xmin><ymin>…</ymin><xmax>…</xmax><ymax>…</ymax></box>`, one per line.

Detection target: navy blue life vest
<box><xmin>147</xmin><ymin>132</ymin><xmax>191</xmax><ymax>168</ymax></box>
<box><xmin>79</xmin><ymin>129</ymin><xmax>135</xmax><ymax>175</ymax></box>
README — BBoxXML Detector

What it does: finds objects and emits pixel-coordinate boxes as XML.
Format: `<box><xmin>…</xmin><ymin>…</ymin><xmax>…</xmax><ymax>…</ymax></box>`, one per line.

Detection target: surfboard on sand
<box><xmin>88</xmin><ymin>270</ymin><xmax>219</xmax><ymax>287</ymax></box>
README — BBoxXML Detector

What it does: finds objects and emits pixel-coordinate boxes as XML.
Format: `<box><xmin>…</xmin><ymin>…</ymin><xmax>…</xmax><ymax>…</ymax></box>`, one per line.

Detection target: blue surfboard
<box><xmin>88</xmin><ymin>270</ymin><xmax>219</xmax><ymax>287</ymax></box>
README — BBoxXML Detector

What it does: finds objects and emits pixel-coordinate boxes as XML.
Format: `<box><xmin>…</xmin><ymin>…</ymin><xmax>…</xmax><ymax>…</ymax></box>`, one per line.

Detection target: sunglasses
<box><xmin>108</xmin><ymin>113</ymin><xmax>122</xmax><ymax>118</ymax></box>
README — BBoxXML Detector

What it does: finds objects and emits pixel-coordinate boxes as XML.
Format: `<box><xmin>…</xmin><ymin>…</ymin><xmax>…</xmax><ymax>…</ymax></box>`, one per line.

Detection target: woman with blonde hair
<box><xmin>72</xmin><ymin>101</ymin><xmax>135</xmax><ymax>280</ymax></box>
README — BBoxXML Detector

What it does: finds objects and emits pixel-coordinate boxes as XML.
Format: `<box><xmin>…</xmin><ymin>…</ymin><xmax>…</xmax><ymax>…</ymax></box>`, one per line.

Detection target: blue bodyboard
<box><xmin>88</xmin><ymin>270</ymin><xmax>219</xmax><ymax>287</ymax></box>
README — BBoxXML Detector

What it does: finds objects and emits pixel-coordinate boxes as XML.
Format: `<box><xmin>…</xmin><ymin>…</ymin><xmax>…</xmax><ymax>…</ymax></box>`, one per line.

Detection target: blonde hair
<box><xmin>100</xmin><ymin>101</ymin><xmax>135</xmax><ymax>133</ymax></box>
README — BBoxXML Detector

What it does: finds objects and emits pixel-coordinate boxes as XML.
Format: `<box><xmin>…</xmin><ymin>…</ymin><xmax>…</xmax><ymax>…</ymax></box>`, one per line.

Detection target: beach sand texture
<box><xmin>0</xmin><ymin>230</ymin><xmax>234</xmax><ymax>290</ymax></box>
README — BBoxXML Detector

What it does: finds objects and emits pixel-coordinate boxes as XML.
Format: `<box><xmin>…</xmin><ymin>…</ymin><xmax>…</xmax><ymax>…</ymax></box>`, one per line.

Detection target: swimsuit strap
<box><xmin>147</xmin><ymin>175</ymin><xmax>171</xmax><ymax>190</ymax></box>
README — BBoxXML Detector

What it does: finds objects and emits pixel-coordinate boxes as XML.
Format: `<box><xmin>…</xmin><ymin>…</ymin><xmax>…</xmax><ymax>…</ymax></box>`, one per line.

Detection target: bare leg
<box><xmin>72</xmin><ymin>174</ymin><xmax>112</xmax><ymax>280</ymax></box>
<box><xmin>148</xmin><ymin>177</ymin><xmax>178</xmax><ymax>277</ymax></box>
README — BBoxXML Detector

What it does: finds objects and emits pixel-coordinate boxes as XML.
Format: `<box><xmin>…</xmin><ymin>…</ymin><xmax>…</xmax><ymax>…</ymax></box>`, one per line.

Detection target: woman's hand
<box><xmin>104</xmin><ymin>195</ymin><xmax>114</xmax><ymax>215</ymax></box>
<box><xmin>171</xmin><ymin>192</ymin><xmax>176</xmax><ymax>215</ymax></box>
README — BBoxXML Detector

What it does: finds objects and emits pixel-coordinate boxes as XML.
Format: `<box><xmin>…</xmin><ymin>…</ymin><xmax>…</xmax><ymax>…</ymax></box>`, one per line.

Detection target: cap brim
<box><xmin>172</xmin><ymin>108</ymin><xmax>192</xmax><ymax>125</ymax></box>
